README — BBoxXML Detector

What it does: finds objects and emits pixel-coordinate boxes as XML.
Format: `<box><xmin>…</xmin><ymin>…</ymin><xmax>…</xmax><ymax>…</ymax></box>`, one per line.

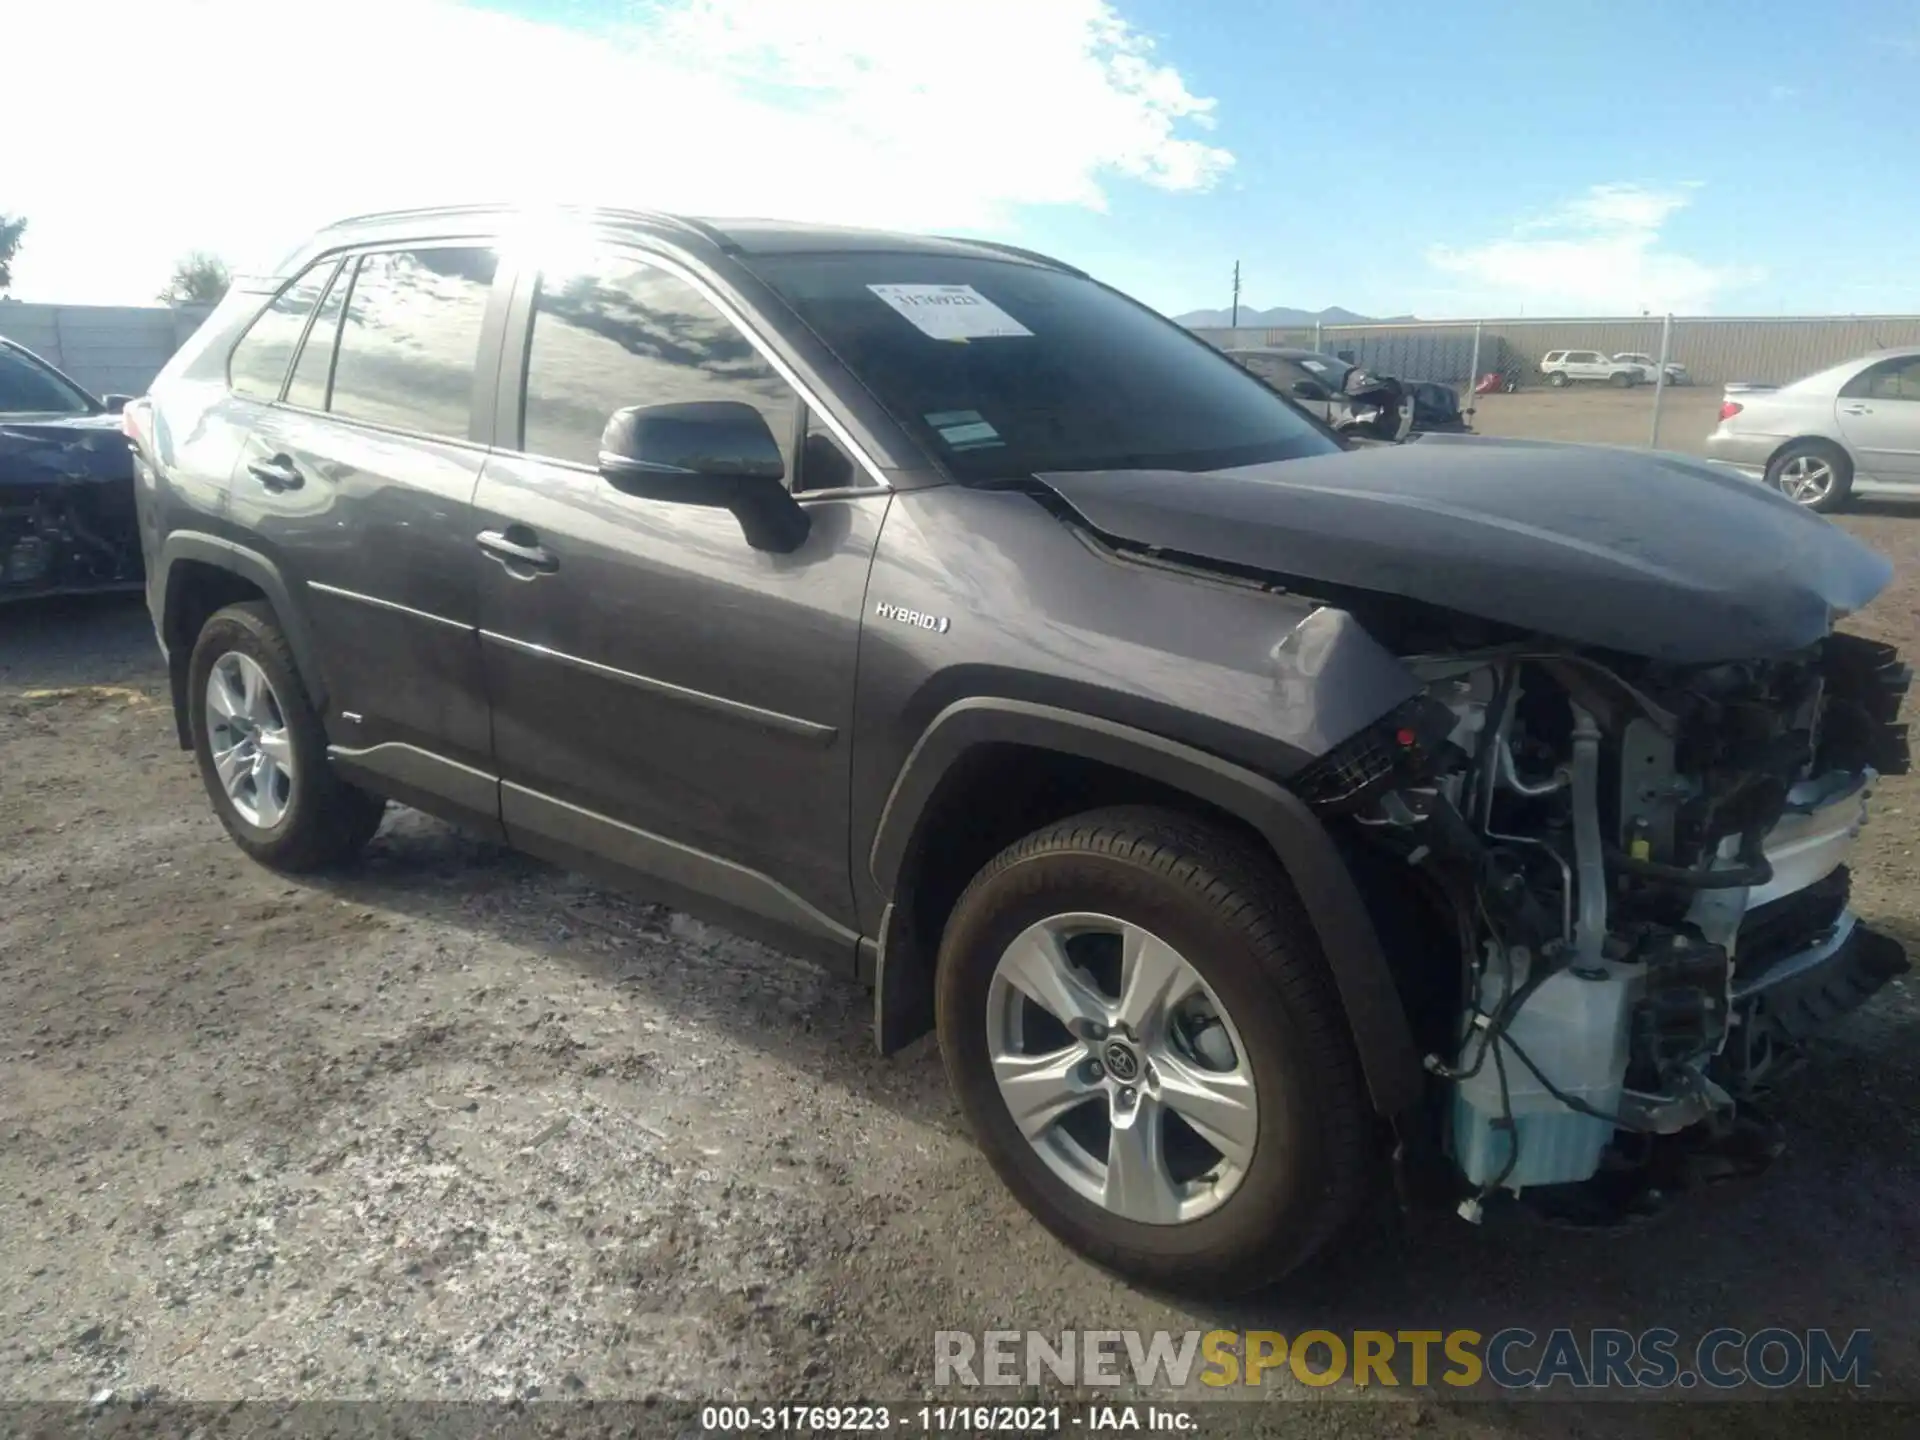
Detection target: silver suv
<box><xmin>1539</xmin><ymin>349</ymin><xmax>1641</xmax><ymax>387</ymax></box>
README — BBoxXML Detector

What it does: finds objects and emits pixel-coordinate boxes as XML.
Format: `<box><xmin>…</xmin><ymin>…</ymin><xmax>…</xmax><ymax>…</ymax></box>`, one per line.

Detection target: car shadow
<box><xmin>1841</xmin><ymin>497</ymin><xmax>1920</xmax><ymax>519</ymax></box>
<box><xmin>307</xmin><ymin>810</ymin><xmax>964</xmax><ymax>1132</ymax></box>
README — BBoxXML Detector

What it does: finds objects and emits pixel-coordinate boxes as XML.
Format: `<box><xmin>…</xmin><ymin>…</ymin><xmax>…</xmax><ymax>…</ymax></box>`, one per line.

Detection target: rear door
<box><xmin>1835</xmin><ymin>355</ymin><xmax>1920</xmax><ymax>483</ymax></box>
<box><xmin>231</xmin><ymin>241</ymin><xmax>510</xmax><ymax>827</ymax></box>
<box><xmin>470</xmin><ymin>241</ymin><xmax>886</xmax><ymax>964</ymax></box>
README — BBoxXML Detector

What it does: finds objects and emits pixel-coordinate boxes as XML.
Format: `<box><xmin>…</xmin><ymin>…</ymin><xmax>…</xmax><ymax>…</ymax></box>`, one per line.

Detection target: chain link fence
<box><xmin>1192</xmin><ymin>315</ymin><xmax>1920</xmax><ymax>456</ymax></box>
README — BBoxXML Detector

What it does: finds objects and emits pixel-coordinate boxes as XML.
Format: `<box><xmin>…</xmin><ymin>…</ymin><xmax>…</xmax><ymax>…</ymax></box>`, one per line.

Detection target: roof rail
<box><xmin>586</xmin><ymin>209</ymin><xmax>741</xmax><ymax>252</ymax></box>
<box><xmin>321</xmin><ymin>201</ymin><xmax>519</xmax><ymax>230</ymax></box>
<box><xmin>319</xmin><ymin>202</ymin><xmax>735</xmax><ymax>251</ymax></box>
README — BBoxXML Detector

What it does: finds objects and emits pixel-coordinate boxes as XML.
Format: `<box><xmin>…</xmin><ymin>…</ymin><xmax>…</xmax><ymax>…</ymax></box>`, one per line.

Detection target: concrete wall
<box><xmin>0</xmin><ymin>301</ymin><xmax>214</xmax><ymax>398</ymax></box>
<box><xmin>1191</xmin><ymin>315</ymin><xmax>1920</xmax><ymax>387</ymax></box>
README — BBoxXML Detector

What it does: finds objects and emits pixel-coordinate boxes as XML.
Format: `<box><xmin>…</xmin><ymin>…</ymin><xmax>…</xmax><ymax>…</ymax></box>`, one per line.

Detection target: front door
<box><xmin>1835</xmin><ymin>354</ymin><xmax>1920</xmax><ymax>483</ymax></box>
<box><xmin>231</xmin><ymin>242</ymin><xmax>508</xmax><ymax>825</ymax></box>
<box><xmin>472</xmin><ymin>244</ymin><xmax>885</xmax><ymax>965</ymax></box>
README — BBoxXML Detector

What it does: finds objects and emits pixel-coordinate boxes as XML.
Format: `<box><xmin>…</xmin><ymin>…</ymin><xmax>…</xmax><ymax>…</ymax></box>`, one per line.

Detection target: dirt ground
<box><xmin>1466</xmin><ymin>385</ymin><xmax>1727</xmax><ymax>454</ymax></box>
<box><xmin>3</xmin><ymin>501</ymin><xmax>1919</xmax><ymax>1436</ymax></box>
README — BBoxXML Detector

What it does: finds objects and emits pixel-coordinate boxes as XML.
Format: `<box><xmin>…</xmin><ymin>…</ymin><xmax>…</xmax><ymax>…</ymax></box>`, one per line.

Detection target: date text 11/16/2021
<box><xmin>699</xmin><ymin>1403</ymin><xmax>1198</xmax><ymax>1432</ymax></box>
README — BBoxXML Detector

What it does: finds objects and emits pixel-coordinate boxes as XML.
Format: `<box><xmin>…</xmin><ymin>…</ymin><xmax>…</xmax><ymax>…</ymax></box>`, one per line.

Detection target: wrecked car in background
<box><xmin>0</xmin><ymin>337</ymin><xmax>141</xmax><ymax>600</ymax></box>
<box><xmin>1227</xmin><ymin>346</ymin><xmax>1469</xmax><ymax>439</ymax></box>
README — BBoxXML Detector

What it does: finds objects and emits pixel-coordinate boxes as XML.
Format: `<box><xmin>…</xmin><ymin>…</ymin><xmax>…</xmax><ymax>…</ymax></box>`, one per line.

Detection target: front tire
<box><xmin>188</xmin><ymin>601</ymin><xmax>386</xmax><ymax>871</ymax></box>
<box><xmin>935</xmin><ymin>807</ymin><xmax>1371</xmax><ymax>1294</ymax></box>
<box><xmin>1766</xmin><ymin>438</ymin><xmax>1854</xmax><ymax>513</ymax></box>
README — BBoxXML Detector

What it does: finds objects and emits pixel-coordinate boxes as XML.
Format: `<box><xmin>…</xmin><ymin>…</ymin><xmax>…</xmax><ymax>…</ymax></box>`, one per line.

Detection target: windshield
<box><xmin>0</xmin><ymin>344</ymin><xmax>97</xmax><ymax>417</ymax></box>
<box><xmin>752</xmin><ymin>253</ymin><xmax>1338</xmax><ymax>481</ymax></box>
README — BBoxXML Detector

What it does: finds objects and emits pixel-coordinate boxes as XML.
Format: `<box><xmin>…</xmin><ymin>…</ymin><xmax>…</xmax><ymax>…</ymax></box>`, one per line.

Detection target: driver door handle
<box><xmin>1841</xmin><ymin>404</ymin><xmax>1874</xmax><ymax>415</ymax></box>
<box><xmin>247</xmin><ymin>455</ymin><xmax>304</xmax><ymax>491</ymax></box>
<box><xmin>477</xmin><ymin>527</ymin><xmax>559</xmax><ymax>573</ymax></box>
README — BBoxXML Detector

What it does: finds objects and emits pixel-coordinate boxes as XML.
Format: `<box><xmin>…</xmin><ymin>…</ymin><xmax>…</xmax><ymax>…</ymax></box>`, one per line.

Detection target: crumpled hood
<box><xmin>1036</xmin><ymin>434</ymin><xmax>1893</xmax><ymax>663</ymax></box>
<box><xmin>0</xmin><ymin>411</ymin><xmax>133</xmax><ymax>488</ymax></box>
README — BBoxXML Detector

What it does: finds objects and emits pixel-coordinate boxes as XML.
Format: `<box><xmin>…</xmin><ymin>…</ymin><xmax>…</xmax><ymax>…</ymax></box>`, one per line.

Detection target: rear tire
<box><xmin>1612</xmin><ymin>370</ymin><xmax>1634</xmax><ymax>388</ymax></box>
<box><xmin>935</xmin><ymin>806</ymin><xmax>1372</xmax><ymax>1295</ymax></box>
<box><xmin>188</xmin><ymin>601</ymin><xmax>386</xmax><ymax>871</ymax></box>
<box><xmin>1765</xmin><ymin>438</ymin><xmax>1854</xmax><ymax>513</ymax></box>
<box><xmin>1549</xmin><ymin>371</ymin><xmax>1570</xmax><ymax>388</ymax></box>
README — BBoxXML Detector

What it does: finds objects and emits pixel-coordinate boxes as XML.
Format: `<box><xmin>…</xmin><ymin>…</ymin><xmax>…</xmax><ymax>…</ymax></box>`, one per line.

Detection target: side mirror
<box><xmin>598</xmin><ymin>401</ymin><xmax>809</xmax><ymax>553</ymax></box>
<box><xmin>102</xmin><ymin>394</ymin><xmax>132</xmax><ymax>415</ymax></box>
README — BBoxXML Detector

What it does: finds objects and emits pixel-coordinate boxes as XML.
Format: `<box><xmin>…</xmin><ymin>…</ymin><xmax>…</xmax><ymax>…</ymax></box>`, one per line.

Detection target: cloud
<box><xmin>1425</xmin><ymin>183</ymin><xmax>1761</xmax><ymax>315</ymax></box>
<box><xmin>3</xmin><ymin>0</ymin><xmax>1230</xmax><ymax>304</ymax></box>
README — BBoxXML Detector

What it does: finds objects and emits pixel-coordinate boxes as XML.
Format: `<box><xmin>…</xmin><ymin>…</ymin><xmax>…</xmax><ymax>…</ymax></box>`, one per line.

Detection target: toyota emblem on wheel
<box><xmin>1101</xmin><ymin>1040</ymin><xmax>1141</xmax><ymax>1082</ymax></box>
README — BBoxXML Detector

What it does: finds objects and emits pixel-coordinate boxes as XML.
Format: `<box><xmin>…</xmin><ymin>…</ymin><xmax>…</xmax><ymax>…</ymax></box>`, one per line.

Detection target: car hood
<box><xmin>1034</xmin><ymin>434</ymin><xmax>1893</xmax><ymax>663</ymax></box>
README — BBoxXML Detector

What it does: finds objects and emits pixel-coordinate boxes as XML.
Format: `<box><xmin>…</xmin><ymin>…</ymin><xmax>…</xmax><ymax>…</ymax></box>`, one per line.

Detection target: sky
<box><xmin>5</xmin><ymin>0</ymin><xmax>1919</xmax><ymax>319</ymax></box>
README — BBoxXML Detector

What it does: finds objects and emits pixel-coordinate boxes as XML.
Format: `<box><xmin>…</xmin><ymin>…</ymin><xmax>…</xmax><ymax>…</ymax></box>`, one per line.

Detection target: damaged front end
<box><xmin>1034</xmin><ymin>441</ymin><xmax>1912</xmax><ymax>1223</ymax></box>
<box><xmin>0</xmin><ymin>419</ymin><xmax>143</xmax><ymax>600</ymax></box>
<box><xmin>1298</xmin><ymin>628</ymin><xmax>1912</xmax><ymax>1223</ymax></box>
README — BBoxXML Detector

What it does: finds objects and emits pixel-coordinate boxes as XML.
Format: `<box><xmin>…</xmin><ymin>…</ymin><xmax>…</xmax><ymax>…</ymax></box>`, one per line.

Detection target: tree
<box><xmin>0</xmin><ymin>214</ymin><xmax>25</xmax><ymax>292</ymax></box>
<box><xmin>158</xmin><ymin>251</ymin><xmax>231</xmax><ymax>306</ymax></box>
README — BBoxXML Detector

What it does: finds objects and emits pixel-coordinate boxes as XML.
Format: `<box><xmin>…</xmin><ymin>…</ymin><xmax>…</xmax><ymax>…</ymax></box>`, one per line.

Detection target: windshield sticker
<box><xmin>868</xmin><ymin>284</ymin><xmax>1033</xmax><ymax>342</ymax></box>
<box><xmin>926</xmin><ymin>410</ymin><xmax>1005</xmax><ymax>451</ymax></box>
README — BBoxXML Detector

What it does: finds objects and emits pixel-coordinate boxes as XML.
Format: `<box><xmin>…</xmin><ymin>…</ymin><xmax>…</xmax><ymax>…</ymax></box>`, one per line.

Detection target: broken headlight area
<box><xmin>1307</xmin><ymin>632</ymin><xmax>1912</xmax><ymax>1224</ymax></box>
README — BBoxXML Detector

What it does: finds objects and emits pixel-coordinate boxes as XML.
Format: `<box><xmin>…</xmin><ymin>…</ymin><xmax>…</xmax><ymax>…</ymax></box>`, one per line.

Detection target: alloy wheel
<box><xmin>1777</xmin><ymin>454</ymin><xmax>1835</xmax><ymax>506</ymax></box>
<box><xmin>205</xmin><ymin>651</ymin><xmax>296</xmax><ymax>827</ymax></box>
<box><xmin>985</xmin><ymin>912</ymin><xmax>1258</xmax><ymax>1225</ymax></box>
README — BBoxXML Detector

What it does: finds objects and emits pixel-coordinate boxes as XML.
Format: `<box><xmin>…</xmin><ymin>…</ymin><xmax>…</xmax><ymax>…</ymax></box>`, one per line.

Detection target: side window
<box><xmin>228</xmin><ymin>262</ymin><xmax>334</xmax><ymax>400</ymax></box>
<box><xmin>328</xmin><ymin>247</ymin><xmax>498</xmax><ymax>439</ymax></box>
<box><xmin>1847</xmin><ymin>357</ymin><xmax>1920</xmax><ymax>401</ymax></box>
<box><xmin>521</xmin><ymin>251</ymin><xmax>800</xmax><ymax>471</ymax></box>
<box><xmin>284</xmin><ymin>260</ymin><xmax>353</xmax><ymax>411</ymax></box>
<box><xmin>799</xmin><ymin>413</ymin><xmax>856</xmax><ymax>493</ymax></box>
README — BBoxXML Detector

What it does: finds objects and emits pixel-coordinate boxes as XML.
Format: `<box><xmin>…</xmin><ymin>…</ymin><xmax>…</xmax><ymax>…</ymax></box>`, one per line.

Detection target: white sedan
<box><xmin>1613</xmin><ymin>352</ymin><xmax>1690</xmax><ymax>386</ymax></box>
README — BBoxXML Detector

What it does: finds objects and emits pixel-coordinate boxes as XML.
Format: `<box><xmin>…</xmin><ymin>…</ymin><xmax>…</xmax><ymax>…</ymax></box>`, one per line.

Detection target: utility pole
<box><xmin>1231</xmin><ymin>261</ymin><xmax>1241</xmax><ymax>329</ymax></box>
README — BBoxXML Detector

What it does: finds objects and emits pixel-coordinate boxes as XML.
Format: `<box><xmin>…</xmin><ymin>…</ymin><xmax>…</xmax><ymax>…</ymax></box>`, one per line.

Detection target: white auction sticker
<box><xmin>868</xmin><ymin>284</ymin><xmax>1033</xmax><ymax>341</ymax></box>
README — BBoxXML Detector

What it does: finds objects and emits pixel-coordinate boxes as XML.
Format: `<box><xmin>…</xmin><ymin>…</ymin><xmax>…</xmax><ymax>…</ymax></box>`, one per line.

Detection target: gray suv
<box><xmin>128</xmin><ymin>205</ymin><xmax>1911</xmax><ymax>1293</ymax></box>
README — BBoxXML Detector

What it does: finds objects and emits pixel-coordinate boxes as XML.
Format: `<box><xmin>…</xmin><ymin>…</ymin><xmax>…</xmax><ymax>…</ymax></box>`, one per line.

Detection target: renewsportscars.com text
<box><xmin>934</xmin><ymin>1327</ymin><xmax>1874</xmax><ymax>1391</ymax></box>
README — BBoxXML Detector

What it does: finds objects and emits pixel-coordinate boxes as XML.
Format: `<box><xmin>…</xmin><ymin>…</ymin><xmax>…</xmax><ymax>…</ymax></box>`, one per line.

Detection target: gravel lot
<box><xmin>4</xmin><ymin>497</ymin><xmax>1919</xmax><ymax>1435</ymax></box>
<box><xmin>1467</xmin><ymin>386</ymin><xmax>1727</xmax><ymax>454</ymax></box>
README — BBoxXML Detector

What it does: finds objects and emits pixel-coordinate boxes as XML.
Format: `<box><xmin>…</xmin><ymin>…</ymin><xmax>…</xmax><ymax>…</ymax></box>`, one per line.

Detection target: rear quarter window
<box><xmin>228</xmin><ymin>262</ymin><xmax>335</xmax><ymax>400</ymax></box>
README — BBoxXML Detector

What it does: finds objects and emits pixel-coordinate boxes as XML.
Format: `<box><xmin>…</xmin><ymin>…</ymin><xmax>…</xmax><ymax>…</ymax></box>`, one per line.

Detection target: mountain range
<box><xmin>1171</xmin><ymin>304</ymin><xmax>1415</xmax><ymax>328</ymax></box>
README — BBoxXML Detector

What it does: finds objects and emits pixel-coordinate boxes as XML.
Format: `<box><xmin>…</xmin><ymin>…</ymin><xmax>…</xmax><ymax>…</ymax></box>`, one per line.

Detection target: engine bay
<box><xmin>1299</xmin><ymin>628</ymin><xmax>1913</xmax><ymax>1224</ymax></box>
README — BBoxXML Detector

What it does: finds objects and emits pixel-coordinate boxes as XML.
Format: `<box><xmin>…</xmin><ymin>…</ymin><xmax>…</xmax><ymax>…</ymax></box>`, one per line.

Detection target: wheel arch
<box><xmin>1764</xmin><ymin>433</ymin><xmax>1856</xmax><ymax>472</ymax></box>
<box><xmin>868</xmin><ymin>697</ymin><xmax>1424</xmax><ymax>1117</ymax></box>
<box><xmin>157</xmin><ymin>534</ymin><xmax>324</xmax><ymax>750</ymax></box>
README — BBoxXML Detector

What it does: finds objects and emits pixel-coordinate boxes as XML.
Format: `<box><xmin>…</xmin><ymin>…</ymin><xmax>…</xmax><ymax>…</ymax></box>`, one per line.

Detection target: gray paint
<box><xmin>1037</xmin><ymin>434</ymin><xmax>1892</xmax><ymax>663</ymax></box>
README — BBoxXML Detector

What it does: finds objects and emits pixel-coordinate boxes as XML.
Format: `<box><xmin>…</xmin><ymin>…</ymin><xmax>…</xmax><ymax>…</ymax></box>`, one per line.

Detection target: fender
<box><xmin>155</xmin><ymin>533</ymin><xmax>329</xmax><ymax>747</ymax></box>
<box><xmin>869</xmin><ymin>697</ymin><xmax>1424</xmax><ymax>1116</ymax></box>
